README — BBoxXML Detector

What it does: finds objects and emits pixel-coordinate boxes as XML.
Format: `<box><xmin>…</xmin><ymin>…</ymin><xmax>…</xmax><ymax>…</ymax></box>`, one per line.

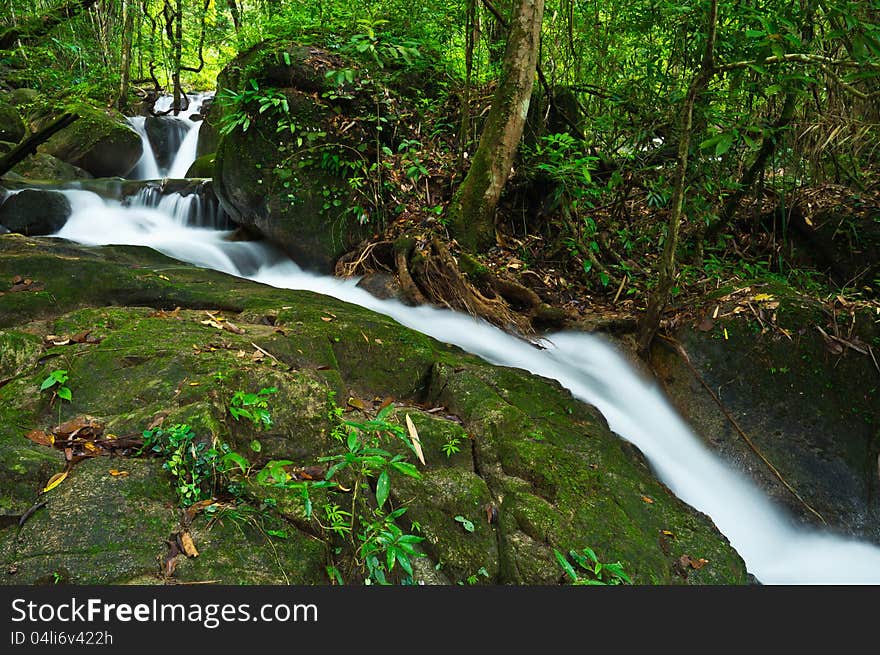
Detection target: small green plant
<box><xmin>41</xmin><ymin>369</ymin><xmax>72</xmax><ymax>422</ymax></box>
<box><xmin>141</xmin><ymin>423</ymin><xmax>249</xmax><ymax>507</ymax></box>
<box><xmin>454</xmin><ymin>515</ymin><xmax>475</xmax><ymax>532</ymax></box>
<box><xmin>459</xmin><ymin>566</ymin><xmax>490</xmax><ymax>585</ymax></box>
<box><xmin>441</xmin><ymin>436</ymin><xmax>461</xmax><ymax>458</ymax></box>
<box><xmin>41</xmin><ymin>369</ymin><xmax>72</xmax><ymax>402</ymax></box>
<box><xmin>554</xmin><ymin>547</ymin><xmax>633</xmax><ymax>585</ymax></box>
<box><xmin>229</xmin><ymin>386</ymin><xmax>278</xmax><ymax>429</ymax></box>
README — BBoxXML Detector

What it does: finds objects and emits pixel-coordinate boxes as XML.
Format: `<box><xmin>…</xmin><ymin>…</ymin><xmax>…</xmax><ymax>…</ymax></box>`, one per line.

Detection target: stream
<box><xmin>37</xmin><ymin>95</ymin><xmax>880</xmax><ymax>583</ymax></box>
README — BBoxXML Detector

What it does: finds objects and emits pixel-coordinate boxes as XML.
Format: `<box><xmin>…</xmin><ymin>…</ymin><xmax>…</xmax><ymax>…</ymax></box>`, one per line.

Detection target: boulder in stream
<box><xmin>37</xmin><ymin>103</ymin><xmax>143</xmax><ymax>178</ymax></box>
<box><xmin>0</xmin><ymin>189</ymin><xmax>71</xmax><ymax>235</ymax></box>
<box><xmin>212</xmin><ymin>42</ymin><xmax>377</xmax><ymax>272</ymax></box>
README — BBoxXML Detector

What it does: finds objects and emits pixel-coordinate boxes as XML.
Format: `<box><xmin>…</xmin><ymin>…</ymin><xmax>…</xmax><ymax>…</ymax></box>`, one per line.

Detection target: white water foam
<box><xmin>127</xmin><ymin>93</ymin><xmax>211</xmax><ymax>180</ymax></box>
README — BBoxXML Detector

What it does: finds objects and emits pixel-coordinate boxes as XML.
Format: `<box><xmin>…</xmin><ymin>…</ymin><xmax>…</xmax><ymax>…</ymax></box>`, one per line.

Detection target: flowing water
<box><xmin>32</xmin><ymin>99</ymin><xmax>880</xmax><ymax>584</ymax></box>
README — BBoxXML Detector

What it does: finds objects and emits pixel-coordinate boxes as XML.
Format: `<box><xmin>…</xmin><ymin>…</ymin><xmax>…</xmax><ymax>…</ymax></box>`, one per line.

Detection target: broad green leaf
<box><xmin>390</xmin><ymin>461</ymin><xmax>421</xmax><ymax>478</ymax></box>
<box><xmin>376</xmin><ymin>470</ymin><xmax>390</xmax><ymax>508</ymax></box>
<box><xmin>56</xmin><ymin>386</ymin><xmax>72</xmax><ymax>401</ymax></box>
<box><xmin>554</xmin><ymin>549</ymin><xmax>578</xmax><ymax>581</ymax></box>
<box><xmin>222</xmin><ymin>452</ymin><xmax>250</xmax><ymax>473</ymax></box>
<box><xmin>715</xmin><ymin>133</ymin><xmax>734</xmax><ymax>156</ymax></box>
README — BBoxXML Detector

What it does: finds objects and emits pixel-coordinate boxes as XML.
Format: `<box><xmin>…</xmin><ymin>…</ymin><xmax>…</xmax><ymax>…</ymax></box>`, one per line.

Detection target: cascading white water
<box><xmin>127</xmin><ymin>93</ymin><xmax>211</xmax><ymax>180</ymax></box>
<box><xmin>43</xmin><ymin>110</ymin><xmax>880</xmax><ymax>584</ymax></box>
<box><xmin>127</xmin><ymin>117</ymin><xmax>161</xmax><ymax>180</ymax></box>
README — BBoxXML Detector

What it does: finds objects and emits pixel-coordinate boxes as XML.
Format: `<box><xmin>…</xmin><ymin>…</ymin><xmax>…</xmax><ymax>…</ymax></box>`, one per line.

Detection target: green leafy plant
<box><xmin>454</xmin><ymin>515</ymin><xmax>475</xmax><ymax>533</ymax></box>
<box><xmin>554</xmin><ymin>547</ymin><xmax>633</xmax><ymax>585</ymax></box>
<box><xmin>41</xmin><ymin>369</ymin><xmax>72</xmax><ymax>422</ymax></box>
<box><xmin>441</xmin><ymin>436</ymin><xmax>461</xmax><ymax>457</ymax></box>
<box><xmin>229</xmin><ymin>386</ymin><xmax>278</xmax><ymax>429</ymax></box>
<box><xmin>41</xmin><ymin>369</ymin><xmax>72</xmax><ymax>402</ymax></box>
<box><xmin>141</xmin><ymin>424</ymin><xmax>249</xmax><ymax>507</ymax></box>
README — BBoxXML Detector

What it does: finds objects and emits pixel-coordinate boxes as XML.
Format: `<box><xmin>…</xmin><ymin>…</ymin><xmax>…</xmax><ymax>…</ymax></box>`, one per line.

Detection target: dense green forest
<box><xmin>3</xmin><ymin>1</ymin><xmax>879</xmax><ymax>345</ymax></box>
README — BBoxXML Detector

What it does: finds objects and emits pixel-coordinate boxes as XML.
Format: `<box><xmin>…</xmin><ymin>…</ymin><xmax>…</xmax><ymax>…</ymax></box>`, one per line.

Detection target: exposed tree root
<box><xmin>335</xmin><ymin>233</ymin><xmax>567</xmax><ymax>338</ymax></box>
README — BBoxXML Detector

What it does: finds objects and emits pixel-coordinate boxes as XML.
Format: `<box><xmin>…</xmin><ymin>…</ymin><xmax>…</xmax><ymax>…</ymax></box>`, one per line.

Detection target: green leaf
<box><xmin>554</xmin><ymin>549</ymin><xmax>579</xmax><ymax>582</ymax></box>
<box><xmin>221</xmin><ymin>452</ymin><xmax>250</xmax><ymax>473</ymax></box>
<box><xmin>346</xmin><ymin>430</ymin><xmax>358</xmax><ymax>452</ymax></box>
<box><xmin>249</xmin><ymin>439</ymin><xmax>262</xmax><ymax>453</ymax></box>
<box><xmin>376</xmin><ymin>470</ymin><xmax>390</xmax><ymax>508</ymax></box>
<box><xmin>715</xmin><ymin>133</ymin><xmax>734</xmax><ymax>156</ymax></box>
<box><xmin>40</xmin><ymin>377</ymin><xmax>57</xmax><ymax>391</ymax></box>
<box><xmin>282</xmin><ymin>52</ymin><xmax>291</xmax><ymax>66</ymax></box>
<box><xmin>454</xmin><ymin>515</ymin><xmax>475</xmax><ymax>532</ymax></box>
<box><xmin>390</xmin><ymin>461</ymin><xmax>421</xmax><ymax>478</ymax></box>
<box><xmin>56</xmin><ymin>386</ymin><xmax>72</xmax><ymax>401</ymax></box>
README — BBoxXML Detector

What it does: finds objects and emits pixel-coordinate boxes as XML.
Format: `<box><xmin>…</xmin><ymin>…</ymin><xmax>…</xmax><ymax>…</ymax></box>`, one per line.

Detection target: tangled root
<box><xmin>336</xmin><ymin>234</ymin><xmax>566</xmax><ymax>337</ymax></box>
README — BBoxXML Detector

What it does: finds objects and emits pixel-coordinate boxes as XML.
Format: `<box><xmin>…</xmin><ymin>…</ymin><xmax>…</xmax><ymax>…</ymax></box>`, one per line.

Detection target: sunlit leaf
<box><xmin>376</xmin><ymin>470</ymin><xmax>390</xmax><ymax>508</ymax></box>
<box><xmin>42</xmin><ymin>470</ymin><xmax>68</xmax><ymax>493</ymax></box>
<box><xmin>404</xmin><ymin>414</ymin><xmax>425</xmax><ymax>465</ymax></box>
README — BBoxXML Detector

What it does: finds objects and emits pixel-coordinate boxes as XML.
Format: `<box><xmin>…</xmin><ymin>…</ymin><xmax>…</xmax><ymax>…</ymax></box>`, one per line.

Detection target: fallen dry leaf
<box><xmin>109</xmin><ymin>469</ymin><xmax>129</xmax><ymax>477</ymax></box>
<box><xmin>405</xmin><ymin>414</ymin><xmax>425</xmax><ymax>465</ymax></box>
<box><xmin>25</xmin><ymin>430</ymin><xmax>54</xmax><ymax>447</ymax></box>
<box><xmin>42</xmin><ymin>470</ymin><xmax>69</xmax><ymax>493</ymax></box>
<box><xmin>640</xmin><ymin>495</ymin><xmax>654</xmax><ymax>504</ymax></box>
<box><xmin>179</xmin><ymin>531</ymin><xmax>199</xmax><ymax>558</ymax></box>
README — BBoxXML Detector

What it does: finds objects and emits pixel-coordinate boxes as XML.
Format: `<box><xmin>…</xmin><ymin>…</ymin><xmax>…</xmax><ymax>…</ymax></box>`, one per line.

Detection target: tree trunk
<box><xmin>172</xmin><ymin>0</ymin><xmax>183</xmax><ymax>114</ymax></box>
<box><xmin>447</xmin><ymin>0</ymin><xmax>545</xmax><ymax>252</ymax></box>
<box><xmin>117</xmin><ymin>0</ymin><xmax>135</xmax><ymax>111</ymax></box>
<box><xmin>637</xmin><ymin>0</ymin><xmax>718</xmax><ymax>358</ymax></box>
<box><xmin>227</xmin><ymin>0</ymin><xmax>241</xmax><ymax>32</ymax></box>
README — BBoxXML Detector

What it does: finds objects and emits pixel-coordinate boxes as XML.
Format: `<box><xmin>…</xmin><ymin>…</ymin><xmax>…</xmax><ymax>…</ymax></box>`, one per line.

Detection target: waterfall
<box><xmin>127</xmin><ymin>93</ymin><xmax>211</xmax><ymax>180</ymax></box>
<box><xmin>37</xmin><ymin>100</ymin><xmax>880</xmax><ymax>584</ymax></box>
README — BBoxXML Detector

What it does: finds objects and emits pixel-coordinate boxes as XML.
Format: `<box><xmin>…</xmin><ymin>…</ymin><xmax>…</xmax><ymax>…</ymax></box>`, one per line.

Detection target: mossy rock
<box><xmin>0</xmin><ymin>235</ymin><xmax>751</xmax><ymax>585</ymax></box>
<box><xmin>186</xmin><ymin>153</ymin><xmax>216</xmax><ymax>178</ymax></box>
<box><xmin>0</xmin><ymin>458</ymin><xmax>178</xmax><ymax>584</ymax></box>
<box><xmin>650</xmin><ymin>300</ymin><xmax>880</xmax><ymax>545</ymax></box>
<box><xmin>38</xmin><ymin>103</ymin><xmax>142</xmax><ymax>178</ymax></box>
<box><xmin>0</xmin><ymin>98</ymin><xmax>25</xmax><ymax>143</ymax></box>
<box><xmin>11</xmin><ymin>153</ymin><xmax>92</xmax><ymax>181</ymax></box>
<box><xmin>213</xmin><ymin>41</ymin><xmax>379</xmax><ymax>271</ymax></box>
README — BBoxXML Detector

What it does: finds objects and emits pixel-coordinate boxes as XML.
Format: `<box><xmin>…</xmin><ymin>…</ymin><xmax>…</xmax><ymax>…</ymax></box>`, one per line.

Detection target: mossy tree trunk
<box><xmin>637</xmin><ymin>0</ymin><xmax>718</xmax><ymax>358</ymax></box>
<box><xmin>117</xmin><ymin>0</ymin><xmax>136</xmax><ymax>111</ymax></box>
<box><xmin>448</xmin><ymin>0</ymin><xmax>545</xmax><ymax>252</ymax></box>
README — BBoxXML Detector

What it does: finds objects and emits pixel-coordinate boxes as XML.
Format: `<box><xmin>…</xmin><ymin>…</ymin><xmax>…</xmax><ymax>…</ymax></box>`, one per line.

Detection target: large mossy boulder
<box><xmin>650</xmin><ymin>289</ymin><xmax>880</xmax><ymax>544</ymax></box>
<box><xmin>11</xmin><ymin>153</ymin><xmax>92</xmax><ymax>181</ymax></box>
<box><xmin>212</xmin><ymin>42</ymin><xmax>378</xmax><ymax>272</ymax></box>
<box><xmin>0</xmin><ymin>189</ymin><xmax>71</xmax><ymax>235</ymax></box>
<box><xmin>0</xmin><ymin>234</ymin><xmax>750</xmax><ymax>585</ymax></box>
<box><xmin>0</xmin><ymin>97</ymin><xmax>25</xmax><ymax>143</ymax></box>
<box><xmin>38</xmin><ymin>103</ymin><xmax>142</xmax><ymax>178</ymax></box>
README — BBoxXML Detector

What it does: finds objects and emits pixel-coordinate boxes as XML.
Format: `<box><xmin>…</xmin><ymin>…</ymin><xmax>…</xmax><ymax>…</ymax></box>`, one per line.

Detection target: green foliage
<box><xmin>40</xmin><ymin>369</ymin><xmax>72</xmax><ymax>402</ymax></box>
<box><xmin>141</xmin><ymin>424</ymin><xmax>249</xmax><ymax>507</ymax></box>
<box><xmin>440</xmin><ymin>435</ymin><xmax>461</xmax><ymax>458</ymax></box>
<box><xmin>255</xmin><ymin>400</ymin><xmax>424</xmax><ymax>584</ymax></box>
<box><xmin>228</xmin><ymin>386</ymin><xmax>278</xmax><ymax>430</ymax></box>
<box><xmin>554</xmin><ymin>547</ymin><xmax>633</xmax><ymax>586</ymax></box>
